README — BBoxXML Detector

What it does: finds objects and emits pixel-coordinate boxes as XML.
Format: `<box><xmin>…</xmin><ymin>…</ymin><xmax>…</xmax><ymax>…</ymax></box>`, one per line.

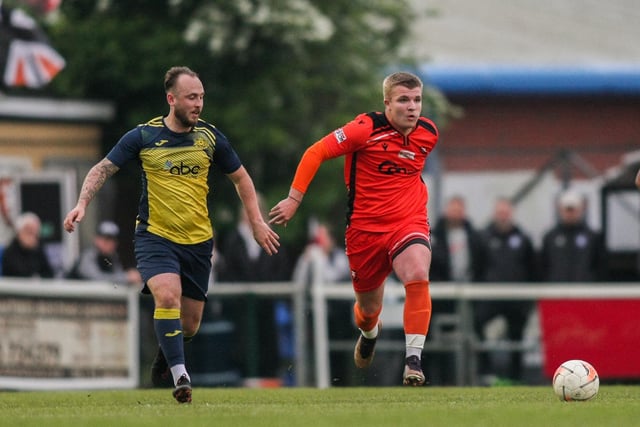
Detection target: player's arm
<box><xmin>64</xmin><ymin>158</ymin><xmax>119</xmax><ymax>233</ymax></box>
<box><xmin>269</xmin><ymin>140</ymin><xmax>331</xmax><ymax>226</ymax></box>
<box><xmin>635</xmin><ymin>168</ymin><xmax>640</xmax><ymax>190</ymax></box>
<box><xmin>227</xmin><ymin>165</ymin><xmax>280</xmax><ymax>255</ymax></box>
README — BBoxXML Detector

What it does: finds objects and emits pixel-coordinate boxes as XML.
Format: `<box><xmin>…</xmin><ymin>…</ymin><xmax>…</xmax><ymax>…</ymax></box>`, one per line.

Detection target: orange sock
<box><xmin>353</xmin><ymin>302</ymin><xmax>381</xmax><ymax>332</ymax></box>
<box><xmin>403</xmin><ymin>280</ymin><xmax>431</xmax><ymax>335</ymax></box>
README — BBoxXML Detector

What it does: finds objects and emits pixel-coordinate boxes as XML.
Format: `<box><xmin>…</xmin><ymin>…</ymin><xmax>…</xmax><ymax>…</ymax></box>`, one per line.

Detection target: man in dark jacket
<box><xmin>475</xmin><ymin>197</ymin><xmax>537</xmax><ymax>383</ymax></box>
<box><xmin>1</xmin><ymin>212</ymin><xmax>53</xmax><ymax>278</ymax></box>
<box><xmin>430</xmin><ymin>195</ymin><xmax>486</xmax><ymax>283</ymax></box>
<box><xmin>216</xmin><ymin>198</ymin><xmax>291</xmax><ymax>381</ymax></box>
<box><xmin>540</xmin><ymin>190</ymin><xmax>606</xmax><ymax>282</ymax></box>
<box><xmin>429</xmin><ymin>195</ymin><xmax>485</xmax><ymax>384</ymax></box>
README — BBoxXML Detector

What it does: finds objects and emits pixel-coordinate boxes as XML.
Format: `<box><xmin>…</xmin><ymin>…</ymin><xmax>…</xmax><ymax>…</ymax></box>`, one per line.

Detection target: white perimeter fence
<box><xmin>2</xmin><ymin>250</ymin><xmax>640</xmax><ymax>389</ymax></box>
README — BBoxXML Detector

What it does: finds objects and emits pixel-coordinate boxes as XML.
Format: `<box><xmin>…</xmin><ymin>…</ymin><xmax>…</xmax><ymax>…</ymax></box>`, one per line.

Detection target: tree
<box><xmin>47</xmin><ymin>0</ymin><xmax>454</xmax><ymax>246</ymax></box>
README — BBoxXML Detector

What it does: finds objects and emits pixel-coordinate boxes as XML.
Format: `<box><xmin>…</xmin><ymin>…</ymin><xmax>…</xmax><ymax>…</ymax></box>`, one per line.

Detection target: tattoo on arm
<box><xmin>78</xmin><ymin>159</ymin><xmax>119</xmax><ymax>205</ymax></box>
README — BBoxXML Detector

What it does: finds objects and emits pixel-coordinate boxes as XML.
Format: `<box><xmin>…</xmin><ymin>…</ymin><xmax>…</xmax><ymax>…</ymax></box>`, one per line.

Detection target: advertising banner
<box><xmin>0</xmin><ymin>279</ymin><xmax>139</xmax><ymax>390</ymax></box>
<box><xmin>539</xmin><ymin>299</ymin><xmax>640</xmax><ymax>379</ymax></box>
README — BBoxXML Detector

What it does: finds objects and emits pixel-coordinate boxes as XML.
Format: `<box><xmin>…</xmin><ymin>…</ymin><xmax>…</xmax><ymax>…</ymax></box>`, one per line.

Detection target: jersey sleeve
<box><xmin>106</xmin><ymin>127</ymin><xmax>143</xmax><ymax>168</ymax></box>
<box><xmin>290</xmin><ymin>113</ymin><xmax>371</xmax><ymax>193</ymax></box>
<box><xmin>211</xmin><ymin>128</ymin><xmax>242</xmax><ymax>174</ymax></box>
<box><xmin>290</xmin><ymin>140</ymin><xmax>332</xmax><ymax>193</ymax></box>
<box><xmin>322</xmin><ymin>113</ymin><xmax>373</xmax><ymax>157</ymax></box>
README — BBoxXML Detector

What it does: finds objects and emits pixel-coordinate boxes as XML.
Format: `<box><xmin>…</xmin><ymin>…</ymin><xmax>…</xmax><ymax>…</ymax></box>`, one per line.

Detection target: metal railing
<box><xmin>208</xmin><ymin>280</ymin><xmax>308</xmax><ymax>385</ymax></box>
<box><xmin>4</xmin><ymin>258</ymin><xmax>640</xmax><ymax>389</ymax></box>
<box><xmin>311</xmin><ymin>278</ymin><xmax>640</xmax><ymax>388</ymax></box>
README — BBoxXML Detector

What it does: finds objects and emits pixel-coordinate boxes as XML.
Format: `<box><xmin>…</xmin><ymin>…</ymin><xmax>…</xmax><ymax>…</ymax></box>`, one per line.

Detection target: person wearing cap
<box><xmin>66</xmin><ymin>221</ymin><xmax>140</xmax><ymax>285</ymax></box>
<box><xmin>539</xmin><ymin>189</ymin><xmax>606</xmax><ymax>282</ymax></box>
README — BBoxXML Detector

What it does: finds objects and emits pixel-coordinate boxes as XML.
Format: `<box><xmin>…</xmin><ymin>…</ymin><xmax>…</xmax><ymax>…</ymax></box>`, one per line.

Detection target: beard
<box><xmin>175</xmin><ymin>108</ymin><xmax>199</xmax><ymax>128</ymax></box>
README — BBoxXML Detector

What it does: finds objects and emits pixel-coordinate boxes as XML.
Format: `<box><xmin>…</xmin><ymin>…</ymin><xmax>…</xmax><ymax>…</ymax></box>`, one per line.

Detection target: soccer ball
<box><xmin>552</xmin><ymin>359</ymin><xmax>599</xmax><ymax>401</ymax></box>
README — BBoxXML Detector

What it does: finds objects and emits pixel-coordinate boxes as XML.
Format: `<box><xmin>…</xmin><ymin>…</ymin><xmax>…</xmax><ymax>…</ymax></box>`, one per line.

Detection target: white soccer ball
<box><xmin>552</xmin><ymin>359</ymin><xmax>599</xmax><ymax>401</ymax></box>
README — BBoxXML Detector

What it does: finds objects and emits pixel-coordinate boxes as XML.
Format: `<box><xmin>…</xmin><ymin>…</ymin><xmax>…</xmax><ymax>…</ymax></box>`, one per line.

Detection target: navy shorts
<box><xmin>134</xmin><ymin>230</ymin><xmax>213</xmax><ymax>301</ymax></box>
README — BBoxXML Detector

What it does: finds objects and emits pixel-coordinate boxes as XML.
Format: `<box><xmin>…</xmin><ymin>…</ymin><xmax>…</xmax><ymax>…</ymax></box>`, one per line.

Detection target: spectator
<box><xmin>475</xmin><ymin>197</ymin><xmax>537</xmax><ymax>384</ymax></box>
<box><xmin>291</xmin><ymin>221</ymin><xmax>350</xmax><ymax>284</ymax></box>
<box><xmin>216</xmin><ymin>196</ymin><xmax>291</xmax><ymax>383</ymax></box>
<box><xmin>217</xmin><ymin>196</ymin><xmax>290</xmax><ymax>283</ymax></box>
<box><xmin>430</xmin><ymin>195</ymin><xmax>486</xmax><ymax>283</ymax></box>
<box><xmin>291</xmin><ymin>221</ymin><xmax>351</xmax><ymax>385</ymax></box>
<box><xmin>540</xmin><ymin>189</ymin><xmax>606</xmax><ymax>282</ymax></box>
<box><xmin>66</xmin><ymin>220</ymin><xmax>141</xmax><ymax>285</ymax></box>
<box><xmin>428</xmin><ymin>195</ymin><xmax>485</xmax><ymax>385</ymax></box>
<box><xmin>1</xmin><ymin>212</ymin><xmax>54</xmax><ymax>278</ymax></box>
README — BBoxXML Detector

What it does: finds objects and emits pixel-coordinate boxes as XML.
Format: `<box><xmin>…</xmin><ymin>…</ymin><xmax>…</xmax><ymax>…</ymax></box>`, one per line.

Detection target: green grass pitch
<box><xmin>2</xmin><ymin>386</ymin><xmax>639</xmax><ymax>427</ymax></box>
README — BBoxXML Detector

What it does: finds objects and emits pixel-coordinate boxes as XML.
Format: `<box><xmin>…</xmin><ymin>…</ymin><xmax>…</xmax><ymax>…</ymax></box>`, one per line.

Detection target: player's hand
<box><xmin>63</xmin><ymin>206</ymin><xmax>85</xmax><ymax>233</ymax></box>
<box><xmin>269</xmin><ymin>197</ymin><xmax>300</xmax><ymax>227</ymax></box>
<box><xmin>252</xmin><ymin>221</ymin><xmax>280</xmax><ymax>255</ymax></box>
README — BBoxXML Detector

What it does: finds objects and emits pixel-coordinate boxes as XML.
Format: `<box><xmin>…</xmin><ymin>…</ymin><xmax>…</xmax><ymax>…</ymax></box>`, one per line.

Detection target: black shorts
<box><xmin>134</xmin><ymin>230</ymin><xmax>213</xmax><ymax>301</ymax></box>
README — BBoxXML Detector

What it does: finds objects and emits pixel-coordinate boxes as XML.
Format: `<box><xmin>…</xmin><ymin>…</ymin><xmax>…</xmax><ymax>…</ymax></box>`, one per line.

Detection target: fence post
<box><xmin>309</xmin><ymin>248</ymin><xmax>331</xmax><ymax>388</ymax></box>
<box><xmin>292</xmin><ymin>259</ymin><xmax>309</xmax><ymax>386</ymax></box>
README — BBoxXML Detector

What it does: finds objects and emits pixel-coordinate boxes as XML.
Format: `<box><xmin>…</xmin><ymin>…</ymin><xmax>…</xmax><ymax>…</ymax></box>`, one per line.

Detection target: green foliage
<box><xmin>45</xmin><ymin>0</ymin><xmax>451</xmax><ymax>244</ymax></box>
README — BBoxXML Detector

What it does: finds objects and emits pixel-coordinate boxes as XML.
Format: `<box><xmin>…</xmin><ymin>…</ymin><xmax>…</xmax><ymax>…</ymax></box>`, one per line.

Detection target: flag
<box><xmin>0</xmin><ymin>3</ymin><xmax>65</xmax><ymax>88</ymax></box>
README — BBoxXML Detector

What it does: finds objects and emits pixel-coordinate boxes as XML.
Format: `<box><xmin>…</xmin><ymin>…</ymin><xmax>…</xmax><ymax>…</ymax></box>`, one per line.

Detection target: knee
<box><xmin>153</xmin><ymin>288</ymin><xmax>181</xmax><ymax>309</ymax></box>
<box><xmin>398</xmin><ymin>266</ymin><xmax>429</xmax><ymax>284</ymax></box>
<box><xmin>182</xmin><ymin>324</ymin><xmax>200</xmax><ymax>338</ymax></box>
<box><xmin>359</xmin><ymin>301</ymin><xmax>383</xmax><ymax>317</ymax></box>
<box><xmin>181</xmin><ymin>313</ymin><xmax>202</xmax><ymax>337</ymax></box>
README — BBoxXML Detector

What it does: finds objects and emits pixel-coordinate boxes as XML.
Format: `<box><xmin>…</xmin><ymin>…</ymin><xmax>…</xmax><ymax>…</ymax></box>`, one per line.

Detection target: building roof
<box><xmin>419</xmin><ymin>65</ymin><xmax>640</xmax><ymax>96</ymax></box>
<box><xmin>0</xmin><ymin>95</ymin><xmax>114</xmax><ymax>121</ymax></box>
<box><xmin>407</xmin><ymin>0</ymin><xmax>640</xmax><ymax>95</ymax></box>
<box><xmin>408</xmin><ymin>0</ymin><xmax>640</xmax><ymax>66</ymax></box>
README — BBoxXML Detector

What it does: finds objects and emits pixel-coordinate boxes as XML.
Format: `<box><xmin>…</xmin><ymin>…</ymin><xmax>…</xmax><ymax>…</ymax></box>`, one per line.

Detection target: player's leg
<box><xmin>180</xmin><ymin>295</ymin><xmax>205</xmax><ymax>338</ymax></box>
<box><xmin>346</xmin><ymin>228</ymin><xmax>390</xmax><ymax>369</ymax></box>
<box><xmin>150</xmin><ymin>296</ymin><xmax>204</xmax><ymax>388</ymax></box>
<box><xmin>392</xmin><ymin>241</ymin><xmax>432</xmax><ymax>386</ymax></box>
<box><xmin>146</xmin><ymin>272</ymin><xmax>192</xmax><ymax>402</ymax></box>
<box><xmin>150</xmin><ymin>345</ymin><xmax>173</xmax><ymax>388</ymax></box>
<box><xmin>353</xmin><ymin>286</ymin><xmax>385</xmax><ymax>368</ymax></box>
<box><xmin>169</xmin><ymin>238</ymin><xmax>212</xmax><ymax>402</ymax></box>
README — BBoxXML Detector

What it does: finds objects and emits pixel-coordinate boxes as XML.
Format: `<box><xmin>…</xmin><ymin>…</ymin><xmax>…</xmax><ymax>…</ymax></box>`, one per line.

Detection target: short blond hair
<box><xmin>383</xmin><ymin>72</ymin><xmax>423</xmax><ymax>100</ymax></box>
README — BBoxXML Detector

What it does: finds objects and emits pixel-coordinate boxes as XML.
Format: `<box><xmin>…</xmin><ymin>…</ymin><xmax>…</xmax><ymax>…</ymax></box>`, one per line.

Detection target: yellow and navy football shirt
<box><xmin>107</xmin><ymin>116</ymin><xmax>241</xmax><ymax>244</ymax></box>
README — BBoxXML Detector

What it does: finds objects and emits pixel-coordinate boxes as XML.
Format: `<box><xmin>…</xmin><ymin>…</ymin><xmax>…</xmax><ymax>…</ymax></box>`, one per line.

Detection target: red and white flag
<box><xmin>0</xmin><ymin>2</ymin><xmax>65</xmax><ymax>88</ymax></box>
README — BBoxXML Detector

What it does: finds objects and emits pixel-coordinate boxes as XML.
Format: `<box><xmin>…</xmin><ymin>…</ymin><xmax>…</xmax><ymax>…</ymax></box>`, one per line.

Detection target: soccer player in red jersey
<box><xmin>270</xmin><ymin>71</ymin><xmax>438</xmax><ymax>385</ymax></box>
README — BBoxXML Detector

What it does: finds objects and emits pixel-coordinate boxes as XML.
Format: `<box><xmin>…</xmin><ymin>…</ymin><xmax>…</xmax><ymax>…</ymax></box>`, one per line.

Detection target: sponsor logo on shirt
<box><xmin>377</xmin><ymin>160</ymin><xmax>418</xmax><ymax>175</ymax></box>
<box><xmin>398</xmin><ymin>149</ymin><xmax>415</xmax><ymax>160</ymax></box>
<box><xmin>164</xmin><ymin>160</ymin><xmax>201</xmax><ymax>175</ymax></box>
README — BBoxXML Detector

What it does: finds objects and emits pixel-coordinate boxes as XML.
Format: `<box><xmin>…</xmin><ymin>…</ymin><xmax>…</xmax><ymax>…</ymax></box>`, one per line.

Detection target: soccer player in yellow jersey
<box><xmin>63</xmin><ymin>66</ymin><xmax>280</xmax><ymax>403</ymax></box>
